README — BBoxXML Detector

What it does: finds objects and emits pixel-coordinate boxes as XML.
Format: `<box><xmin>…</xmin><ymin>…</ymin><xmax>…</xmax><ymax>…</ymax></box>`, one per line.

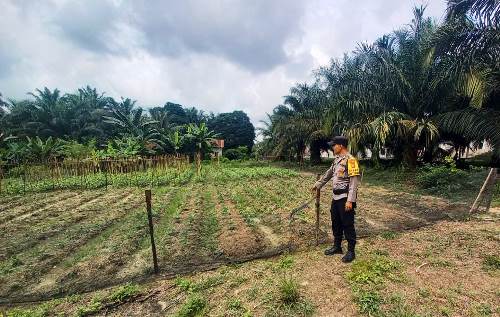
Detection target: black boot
<box><xmin>324</xmin><ymin>245</ymin><xmax>343</xmax><ymax>256</ymax></box>
<box><xmin>341</xmin><ymin>250</ymin><xmax>355</xmax><ymax>263</ymax></box>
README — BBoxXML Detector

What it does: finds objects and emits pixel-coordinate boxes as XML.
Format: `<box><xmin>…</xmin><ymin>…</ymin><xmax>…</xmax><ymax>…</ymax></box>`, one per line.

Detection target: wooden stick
<box><xmin>470</xmin><ymin>168</ymin><xmax>497</xmax><ymax>213</ymax></box>
<box><xmin>315</xmin><ymin>174</ymin><xmax>321</xmax><ymax>245</ymax></box>
<box><xmin>145</xmin><ymin>190</ymin><xmax>159</xmax><ymax>274</ymax></box>
<box><xmin>483</xmin><ymin>168</ymin><xmax>498</xmax><ymax>213</ymax></box>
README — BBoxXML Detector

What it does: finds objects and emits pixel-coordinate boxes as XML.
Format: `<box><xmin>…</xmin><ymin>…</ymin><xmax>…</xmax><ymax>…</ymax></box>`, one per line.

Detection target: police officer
<box><xmin>311</xmin><ymin>136</ymin><xmax>360</xmax><ymax>263</ymax></box>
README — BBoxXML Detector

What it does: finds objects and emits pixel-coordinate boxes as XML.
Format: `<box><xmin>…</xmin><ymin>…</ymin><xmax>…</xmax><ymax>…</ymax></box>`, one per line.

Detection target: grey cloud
<box><xmin>19</xmin><ymin>0</ymin><xmax>307</xmax><ymax>72</ymax></box>
<box><xmin>0</xmin><ymin>0</ymin><xmax>447</xmax><ymax>128</ymax></box>
<box><xmin>48</xmin><ymin>0</ymin><xmax>122</xmax><ymax>53</ymax></box>
<box><xmin>128</xmin><ymin>0</ymin><xmax>306</xmax><ymax>72</ymax></box>
<box><xmin>0</xmin><ymin>47</ymin><xmax>17</xmax><ymax>79</ymax></box>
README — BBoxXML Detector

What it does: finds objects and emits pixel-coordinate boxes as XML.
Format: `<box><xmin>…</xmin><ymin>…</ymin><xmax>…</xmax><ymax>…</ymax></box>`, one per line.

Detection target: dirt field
<box><xmin>0</xmin><ymin>169</ymin><xmax>474</xmax><ymax>306</ymax></box>
<box><xmin>3</xmin><ymin>219</ymin><xmax>498</xmax><ymax>316</ymax></box>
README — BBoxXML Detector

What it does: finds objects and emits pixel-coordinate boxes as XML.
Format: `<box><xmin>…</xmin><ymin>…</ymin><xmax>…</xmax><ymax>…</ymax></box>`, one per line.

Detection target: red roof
<box><xmin>213</xmin><ymin>139</ymin><xmax>224</xmax><ymax>148</ymax></box>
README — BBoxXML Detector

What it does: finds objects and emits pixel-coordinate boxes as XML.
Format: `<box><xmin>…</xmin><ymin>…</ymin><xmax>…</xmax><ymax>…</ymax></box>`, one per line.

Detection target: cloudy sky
<box><xmin>1</xmin><ymin>0</ymin><xmax>447</xmax><ymax>127</ymax></box>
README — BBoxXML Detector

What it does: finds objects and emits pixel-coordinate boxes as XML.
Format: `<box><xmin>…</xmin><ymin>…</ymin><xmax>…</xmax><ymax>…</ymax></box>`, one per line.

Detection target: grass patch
<box><xmin>482</xmin><ymin>255</ymin><xmax>500</xmax><ymax>272</ymax></box>
<box><xmin>74</xmin><ymin>283</ymin><xmax>140</xmax><ymax>316</ymax></box>
<box><xmin>261</xmin><ymin>276</ymin><xmax>315</xmax><ymax>317</ymax></box>
<box><xmin>199</xmin><ymin>188</ymin><xmax>219</xmax><ymax>253</ymax></box>
<box><xmin>275</xmin><ymin>254</ymin><xmax>295</xmax><ymax>271</ymax></box>
<box><xmin>175</xmin><ymin>274</ymin><xmax>226</xmax><ymax>294</ymax></box>
<box><xmin>6</xmin><ymin>299</ymin><xmax>62</xmax><ymax>317</ymax></box>
<box><xmin>361</xmin><ymin>163</ymin><xmax>490</xmax><ymax>203</ymax></box>
<box><xmin>473</xmin><ymin>303</ymin><xmax>493</xmax><ymax>317</ymax></box>
<box><xmin>226</xmin><ymin>298</ymin><xmax>251</xmax><ymax>317</ymax></box>
<box><xmin>346</xmin><ymin>252</ymin><xmax>401</xmax><ymax>316</ymax></box>
<box><xmin>278</xmin><ymin>277</ymin><xmax>300</xmax><ymax>305</ymax></box>
<box><xmin>174</xmin><ymin>293</ymin><xmax>207</xmax><ymax>317</ymax></box>
<box><xmin>380</xmin><ymin>231</ymin><xmax>399</xmax><ymax>240</ymax></box>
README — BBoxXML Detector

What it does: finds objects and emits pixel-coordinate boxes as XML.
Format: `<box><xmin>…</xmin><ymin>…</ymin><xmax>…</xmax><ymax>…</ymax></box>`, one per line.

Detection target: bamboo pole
<box><xmin>483</xmin><ymin>168</ymin><xmax>498</xmax><ymax>213</ymax></box>
<box><xmin>470</xmin><ymin>168</ymin><xmax>497</xmax><ymax>213</ymax></box>
<box><xmin>315</xmin><ymin>174</ymin><xmax>321</xmax><ymax>245</ymax></box>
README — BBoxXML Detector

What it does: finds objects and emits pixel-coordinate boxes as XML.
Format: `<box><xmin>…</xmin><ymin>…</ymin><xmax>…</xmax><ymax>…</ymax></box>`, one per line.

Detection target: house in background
<box><xmin>212</xmin><ymin>139</ymin><xmax>224</xmax><ymax>158</ymax></box>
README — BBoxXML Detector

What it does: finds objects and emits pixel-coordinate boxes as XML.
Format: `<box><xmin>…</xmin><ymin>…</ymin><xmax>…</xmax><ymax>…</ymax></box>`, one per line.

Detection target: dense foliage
<box><xmin>258</xmin><ymin>1</ymin><xmax>499</xmax><ymax>167</ymax></box>
<box><xmin>0</xmin><ymin>89</ymin><xmax>255</xmax><ymax>163</ymax></box>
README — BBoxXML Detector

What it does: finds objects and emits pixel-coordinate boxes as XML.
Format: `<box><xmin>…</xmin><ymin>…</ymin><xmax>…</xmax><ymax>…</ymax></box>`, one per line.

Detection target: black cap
<box><xmin>327</xmin><ymin>136</ymin><xmax>348</xmax><ymax>147</ymax></box>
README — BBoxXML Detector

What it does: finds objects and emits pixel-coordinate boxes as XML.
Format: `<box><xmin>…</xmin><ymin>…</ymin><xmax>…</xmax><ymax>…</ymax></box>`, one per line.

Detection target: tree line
<box><xmin>257</xmin><ymin>1</ymin><xmax>499</xmax><ymax>167</ymax></box>
<box><xmin>0</xmin><ymin>87</ymin><xmax>255</xmax><ymax>164</ymax></box>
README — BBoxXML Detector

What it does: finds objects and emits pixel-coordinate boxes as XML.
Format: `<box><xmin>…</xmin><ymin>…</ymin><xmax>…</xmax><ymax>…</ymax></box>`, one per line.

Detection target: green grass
<box><xmin>107</xmin><ymin>283</ymin><xmax>140</xmax><ymax>303</ymax></box>
<box><xmin>361</xmin><ymin>164</ymin><xmax>492</xmax><ymax>204</ymax></box>
<box><xmin>6</xmin><ymin>299</ymin><xmax>63</xmax><ymax>317</ymax></box>
<box><xmin>278</xmin><ymin>277</ymin><xmax>300</xmax><ymax>305</ymax></box>
<box><xmin>7</xmin><ymin>284</ymin><xmax>140</xmax><ymax>317</ymax></box>
<box><xmin>174</xmin><ymin>293</ymin><xmax>207</xmax><ymax>317</ymax></box>
<box><xmin>60</xmin><ymin>206</ymin><xmax>148</xmax><ymax>268</ymax></box>
<box><xmin>482</xmin><ymin>255</ymin><xmax>500</xmax><ymax>272</ymax></box>
<box><xmin>226</xmin><ymin>298</ymin><xmax>251</xmax><ymax>316</ymax></box>
<box><xmin>380</xmin><ymin>231</ymin><xmax>399</xmax><ymax>240</ymax></box>
<box><xmin>0</xmin><ymin>163</ymin><xmax>298</xmax><ymax>195</ymax></box>
<box><xmin>75</xmin><ymin>283</ymin><xmax>140</xmax><ymax>316</ymax></box>
<box><xmin>199</xmin><ymin>188</ymin><xmax>219</xmax><ymax>253</ymax></box>
<box><xmin>346</xmin><ymin>252</ymin><xmax>401</xmax><ymax>316</ymax></box>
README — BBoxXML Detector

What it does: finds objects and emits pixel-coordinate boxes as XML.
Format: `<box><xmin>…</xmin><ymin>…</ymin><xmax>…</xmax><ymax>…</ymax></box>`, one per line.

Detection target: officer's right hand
<box><xmin>311</xmin><ymin>186</ymin><xmax>317</xmax><ymax>195</ymax></box>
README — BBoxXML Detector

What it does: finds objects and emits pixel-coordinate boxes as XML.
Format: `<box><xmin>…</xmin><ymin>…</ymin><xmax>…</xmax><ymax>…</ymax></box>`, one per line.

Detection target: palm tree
<box><xmin>184</xmin><ymin>122</ymin><xmax>218</xmax><ymax>175</ymax></box>
<box><xmin>104</xmin><ymin>105</ymin><xmax>163</xmax><ymax>155</ymax></box>
<box><xmin>27</xmin><ymin>87</ymin><xmax>71</xmax><ymax>138</ymax></box>
<box><xmin>284</xmin><ymin>83</ymin><xmax>329</xmax><ymax>164</ymax></box>
<box><xmin>61</xmin><ymin>86</ymin><xmax>113</xmax><ymax>142</ymax></box>
<box><xmin>260</xmin><ymin>83</ymin><xmax>328</xmax><ymax>163</ymax></box>
<box><xmin>432</xmin><ymin>0</ymin><xmax>500</xmax><ymax>166</ymax></box>
<box><xmin>184</xmin><ymin>107</ymin><xmax>207</xmax><ymax>125</ymax></box>
<box><xmin>320</xmin><ymin>6</ymin><xmax>451</xmax><ymax>166</ymax></box>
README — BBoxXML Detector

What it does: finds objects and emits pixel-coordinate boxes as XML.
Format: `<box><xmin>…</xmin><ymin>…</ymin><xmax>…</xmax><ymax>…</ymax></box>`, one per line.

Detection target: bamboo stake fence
<box><xmin>0</xmin><ymin>155</ymin><xmax>190</xmax><ymax>195</ymax></box>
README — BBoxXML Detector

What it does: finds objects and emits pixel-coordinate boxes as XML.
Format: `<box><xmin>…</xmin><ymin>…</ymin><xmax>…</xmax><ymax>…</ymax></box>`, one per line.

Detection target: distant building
<box><xmin>212</xmin><ymin>139</ymin><xmax>224</xmax><ymax>158</ymax></box>
<box><xmin>440</xmin><ymin>140</ymin><xmax>492</xmax><ymax>158</ymax></box>
<box><xmin>305</xmin><ymin>146</ymin><xmax>393</xmax><ymax>160</ymax></box>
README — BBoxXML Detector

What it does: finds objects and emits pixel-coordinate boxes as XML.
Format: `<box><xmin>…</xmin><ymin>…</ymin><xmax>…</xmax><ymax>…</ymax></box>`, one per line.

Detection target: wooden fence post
<box><xmin>0</xmin><ymin>165</ymin><xmax>3</xmax><ymax>195</ymax></box>
<box><xmin>145</xmin><ymin>190</ymin><xmax>159</xmax><ymax>274</ymax></box>
<box><xmin>315</xmin><ymin>174</ymin><xmax>321</xmax><ymax>245</ymax></box>
<box><xmin>104</xmin><ymin>162</ymin><xmax>108</xmax><ymax>189</ymax></box>
<box><xmin>470</xmin><ymin>168</ymin><xmax>498</xmax><ymax>213</ymax></box>
<box><xmin>22</xmin><ymin>163</ymin><xmax>27</xmax><ymax>195</ymax></box>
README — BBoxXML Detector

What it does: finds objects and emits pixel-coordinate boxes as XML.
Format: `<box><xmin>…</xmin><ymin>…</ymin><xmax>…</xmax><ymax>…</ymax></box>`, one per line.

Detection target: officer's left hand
<box><xmin>345</xmin><ymin>201</ymin><xmax>353</xmax><ymax>211</ymax></box>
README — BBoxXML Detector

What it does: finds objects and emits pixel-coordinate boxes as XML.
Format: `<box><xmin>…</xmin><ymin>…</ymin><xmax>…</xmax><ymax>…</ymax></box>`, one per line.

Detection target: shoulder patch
<box><xmin>347</xmin><ymin>158</ymin><xmax>360</xmax><ymax>177</ymax></box>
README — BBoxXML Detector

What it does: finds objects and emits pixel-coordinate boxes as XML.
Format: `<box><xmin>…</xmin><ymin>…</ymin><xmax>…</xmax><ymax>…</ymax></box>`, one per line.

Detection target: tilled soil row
<box><xmin>0</xmin><ymin>190</ymin><xmax>142</xmax><ymax>298</ymax></box>
<box><xmin>0</xmin><ymin>191</ymin><xmax>81</xmax><ymax>224</ymax></box>
<box><xmin>0</xmin><ymin>190</ymin><xmax>125</xmax><ymax>259</ymax></box>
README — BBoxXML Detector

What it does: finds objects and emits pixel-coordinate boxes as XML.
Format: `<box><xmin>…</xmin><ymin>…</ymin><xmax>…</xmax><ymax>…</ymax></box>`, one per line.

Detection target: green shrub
<box><xmin>416</xmin><ymin>164</ymin><xmax>468</xmax><ymax>189</ymax></box>
<box><xmin>224</xmin><ymin>146</ymin><xmax>249</xmax><ymax>160</ymax></box>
